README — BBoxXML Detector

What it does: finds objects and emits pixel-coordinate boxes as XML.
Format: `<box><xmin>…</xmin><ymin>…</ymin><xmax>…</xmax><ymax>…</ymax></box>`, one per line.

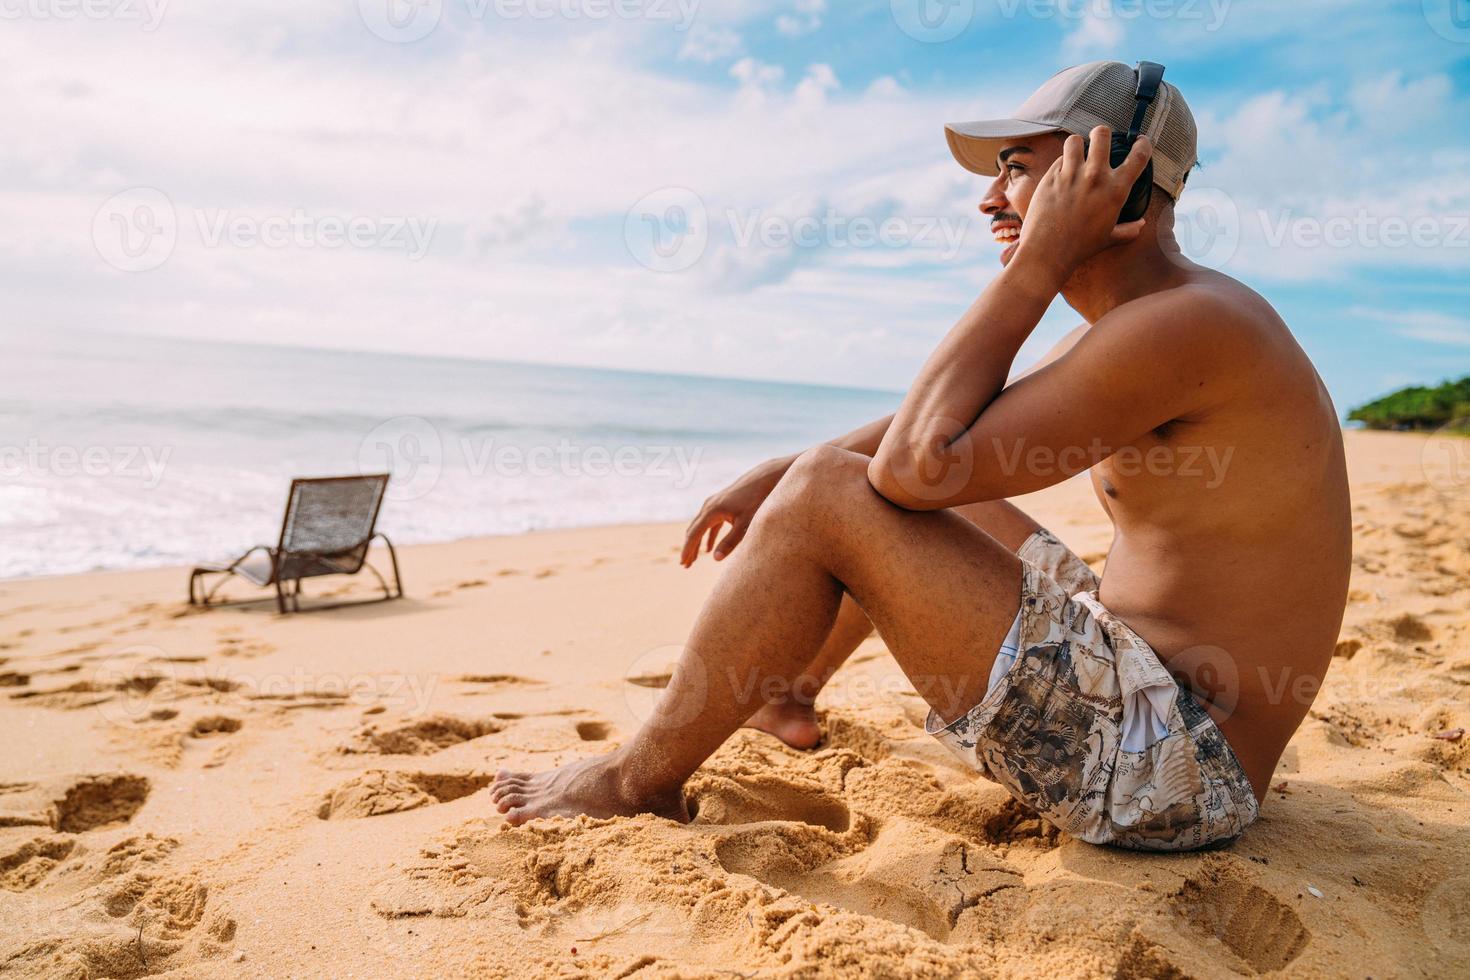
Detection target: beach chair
<box><xmin>188</xmin><ymin>474</ymin><xmax>403</xmax><ymax>613</ymax></box>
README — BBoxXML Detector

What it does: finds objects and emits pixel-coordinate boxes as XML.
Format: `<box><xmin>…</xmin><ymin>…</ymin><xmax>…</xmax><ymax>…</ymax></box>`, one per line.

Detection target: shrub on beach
<box><xmin>1348</xmin><ymin>377</ymin><xmax>1470</xmax><ymax>432</ymax></box>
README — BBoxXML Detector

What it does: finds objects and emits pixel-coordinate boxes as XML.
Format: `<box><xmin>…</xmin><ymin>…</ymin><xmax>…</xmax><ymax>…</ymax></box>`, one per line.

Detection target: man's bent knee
<box><xmin>754</xmin><ymin>446</ymin><xmax>874</xmax><ymax>541</ymax></box>
<box><xmin>771</xmin><ymin>446</ymin><xmax>871</xmax><ymax>512</ymax></box>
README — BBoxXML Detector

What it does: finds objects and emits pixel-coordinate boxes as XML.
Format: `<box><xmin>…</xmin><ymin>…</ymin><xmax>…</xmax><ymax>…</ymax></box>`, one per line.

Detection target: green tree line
<box><xmin>1348</xmin><ymin>376</ymin><xmax>1470</xmax><ymax>431</ymax></box>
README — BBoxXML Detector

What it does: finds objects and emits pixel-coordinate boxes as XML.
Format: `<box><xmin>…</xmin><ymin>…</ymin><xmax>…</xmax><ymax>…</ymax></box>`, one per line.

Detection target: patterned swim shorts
<box><xmin>926</xmin><ymin>529</ymin><xmax>1260</xmax><ymax>852</ymax></box>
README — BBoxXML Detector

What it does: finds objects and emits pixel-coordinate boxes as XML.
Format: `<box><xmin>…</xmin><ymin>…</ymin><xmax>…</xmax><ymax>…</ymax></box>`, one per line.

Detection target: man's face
<box><xmin>980</xmin><ymin>132</ymin><xmax>1067</xmax><ymax>266</ymax></box>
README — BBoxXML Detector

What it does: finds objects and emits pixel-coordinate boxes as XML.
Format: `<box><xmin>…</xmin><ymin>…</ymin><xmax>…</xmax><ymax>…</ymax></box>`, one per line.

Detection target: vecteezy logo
<box><xmin>358</xmin><ymin>0</ymin><xmax>442</xmax><ymax>43</ymax></box>
<box><xmin>1423</xmin><ymin>0</ymin><xmax>1470</xmax><ymax>42</ymax></box>
<box><xmin>358</xmin><ymin>415</ymin><xmax>444</xmax><ymax>501</ymax></box>
<box><xmin>622</xmin><ymin>644</ymin><xmax>706</xmax><ymax>729</ymax></box>
<box><xmin>90</xmin><ymin>645</ymin><xmax>181</xmax><ymax>728</ymax></box>
<box><xmin>1165</xmin><ymin>645</ymin><xmax>1240</xmax><ymax>718</ymax></box>
<box><xmin>624</xmin><ymin>188</ymin><xmax>708</xmax><ymax>272</ymax></box>
<box><xmin>1171</xmin><ymin>187</ymin><xmax>1240</xmax><ymax>269</ymax></box>
<box><xmin>92</xmin><ymin>187</ymin><xmax>177</xmax><ymax>272</ymax></box>
<box><xmin>890</xmin><ymin>0</ymin><xmax>974</xmax><ymax>43</ymax></box>
<box><xmin>885</xmin><ymin>416</ymin><xmax>975</xmax><ymax>506</ymax></box>
<box><xmin>1422</xmin><ymin>420</ymin><xmax>1470</xmax><ymax>501</ymax></box>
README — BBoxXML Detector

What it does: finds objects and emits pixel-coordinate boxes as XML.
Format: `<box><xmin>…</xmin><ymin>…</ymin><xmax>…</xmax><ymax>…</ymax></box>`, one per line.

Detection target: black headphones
<box><xmin>1106</xmin><ymin>61</ymin><xmax>1165</xmax><ymax>223</ymax></box>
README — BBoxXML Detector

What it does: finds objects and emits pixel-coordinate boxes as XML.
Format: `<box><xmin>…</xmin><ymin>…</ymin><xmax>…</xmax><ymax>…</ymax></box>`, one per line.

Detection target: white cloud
<box><xmin>1183</xmin><ymin>75</ymin><xmax>1470</xmax><ymax>281</ymax></box>
<box><xmin>729</xmin><ymin>56</ymin><xmax>786</xmax><ymax>97</ymax></box>
<box><xmin>794</xmin><ymin>63</ymin><xmax>840</xmax><ymax>108</ymax></box>
<box><xmin>1350</xmin><ymin>308</ymin><xmax>1470</xmax><ymax>348</ymax></box>
<box><xmin>1348</xmin><ymin>72</ymin><xmax>1453</xmax><ymax>135</ymax></box>
<box><xmin>678</xmin><ymin>24</ymin><xmax>742</xmax><ymax>63</ymax></box>
<box><xmin>0</xmin><ymin>10</ymin><xmax>1016</xmax><ymax>390</ymax></box>
<box><xmin>866</xmin><ymin>76</ymin><xmax>903</xmax><ymax>97</ymax></box>
<box><xmin>776</xmin><ymin>0</ymin><xmax>825</xmax><ymax>37</ymax></box>
<box><xmin>1061</xmin><ymin>0</ymin><xmax>1125</xmax><ymax>57</ymax></box>
<box><xmin>5</xmin><ymin>4</ymin><xmax>1465</xmax><ymax>396</ymax></box>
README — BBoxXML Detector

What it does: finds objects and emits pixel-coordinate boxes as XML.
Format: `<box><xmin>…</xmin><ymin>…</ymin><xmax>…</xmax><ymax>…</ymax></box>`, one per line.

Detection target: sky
<box><xmin>4</xmin><ymin>0</ymin><xmax>1469</xmax><ymax>413</ymax></box>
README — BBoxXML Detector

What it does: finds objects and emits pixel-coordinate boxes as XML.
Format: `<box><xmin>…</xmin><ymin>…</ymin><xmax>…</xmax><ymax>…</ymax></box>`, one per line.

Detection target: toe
<box><xmin>491</xmin><ymin>778</ymin><xmax>527</xmax><ymax>801</ymax></box>
<box><xmin>495</xmin><ymin>793</ymin><xmax>528</xmax><ymax>813</ymax></box>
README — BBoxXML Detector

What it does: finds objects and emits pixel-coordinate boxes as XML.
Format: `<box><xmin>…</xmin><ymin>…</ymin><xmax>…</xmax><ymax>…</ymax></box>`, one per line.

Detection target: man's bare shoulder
<box><xmin>1090</xmin><ymin>271</ymin><xmax>1297</xmax><ymax>376</ymax></box>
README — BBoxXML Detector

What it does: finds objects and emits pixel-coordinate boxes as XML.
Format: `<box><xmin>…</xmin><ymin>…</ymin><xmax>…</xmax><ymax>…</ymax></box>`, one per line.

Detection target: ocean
<box><xmin>2</xmin><ymin>331</ymin><xmax>901</xmax><ymax>579</ymax></box>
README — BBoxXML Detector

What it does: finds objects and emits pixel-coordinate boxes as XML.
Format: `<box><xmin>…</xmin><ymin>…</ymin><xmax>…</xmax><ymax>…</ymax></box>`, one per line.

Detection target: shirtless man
<box><xmin>492</xmin><ymin>62</ymin><xmax>1351</xmax><ymax>850</ymax></box>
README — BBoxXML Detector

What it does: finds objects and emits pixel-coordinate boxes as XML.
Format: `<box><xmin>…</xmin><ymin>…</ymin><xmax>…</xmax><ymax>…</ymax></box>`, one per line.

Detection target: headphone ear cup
<box><xmin>1119</xmin><ymin>161</ymin><xmax>1153</xmax><ymax>223</ymax></box>
<box><xmin>1111</xmin><ymin>133</ymin><xmax>1153</xmax><ymax>223</ymax></box>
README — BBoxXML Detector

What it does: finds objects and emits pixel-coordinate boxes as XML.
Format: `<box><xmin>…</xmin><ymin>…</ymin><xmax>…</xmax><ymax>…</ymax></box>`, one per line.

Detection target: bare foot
<box><xmin>743</xmin><ymin>700</ymin><xmax>823</xmax><ymax>750</ymax></box>
<box><xmin>491</xmin><ymin>753</ymin><xmax>690</xmax><ymax>827</ymax></box>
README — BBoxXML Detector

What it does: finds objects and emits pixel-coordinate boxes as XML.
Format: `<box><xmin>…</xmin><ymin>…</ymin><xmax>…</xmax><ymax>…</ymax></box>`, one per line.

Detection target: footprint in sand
<box><xmin>1</xmin><ymin>833</ymin><xmax>236</xmax><ymax>977</ymax></box>
<box><xmin>694</xmin><ymin>758</ymin><xmax>1033</xmax><ymax>945</ymax></box>
<box><xmin>860</xmin><ymin>763</ymin><xmax>1061</xmax><ymax>849</ymax></box>
<box><xmin>317</xmin><ymin>770</ymin><xmax>493</xmax><ymax>820</ymax></box>
<box><xmin>433</xmin><ymin>578</ymin><xmax>492</xmax><ymax>598</ymax></box>
<box><xmin>717</xmin><ymin>817</ymin><xmax>1024</xmax><ymax>944</ymax></box>
<box><xmin>217</xmin><ymin>636</ymin><xmax>274</xmax><ymax>658</ymax></box>
<box><xmin>1387</xmin><ymin>612</ymin><xmax>1435</xmax><ymax>642</ymax></box>
<box><xmin>624</xmin><ymin>672</ymin><xmax>671</xmax><ymax>689</ymax></box>
<box><xmin>188</xmin><ymin>715</ymin><xmax>242</xmax><ymax>738</ymax></box>
<box><xmin>692</xmin><ymin>773</ymin><xmax>854</xmax><ymax>833</ymax></box>
<box><xmin>95</xmin><ymin>833</ymin><xmax>181</xmax><ymax>877</ymax></box>
<box><xmin>1171</xmin><ymin>855</ymin><xmax>1309</xmax><ymax>973</ymax></box>
<box><xmin>11</xmin><ymin>666</ymin><xmax>243</xmax><ymax>721</ymax></box>
<box><xmin>0</xmin><ymin>773</ymin><xmax>151</xmax><ymax>833</ymax></box>
<box><xmin>248</xmin><ymin>688</ymin><xmax>350</xmax><ymax>711</ymax></box>
<box><xmin>457</xmin><ymin>674</ymin><xmax>542</xmax><ymax>690</ymax></box>
<box><xmin>8</xmin><ymin>678</ymin><xmax>118</xmax><ymax>710</ymax></box>
<box><xmin>818</xmin><ymin>713</ymin><xmax>903</xmax><ymax>761</ymax></box>
<box><xmin>0</xmin><ymin>836</ymin><xmax>76</xmax><ymax>892</ymax></box>
<box><xmin>340</xmin><ymin>714</ymin><xmax>505</xmax><ymax>756</ymax></box>
<box><xmin>575</xmin><ymin>720</ymin><xmax>612</xmax><ymax>742</ymax></box>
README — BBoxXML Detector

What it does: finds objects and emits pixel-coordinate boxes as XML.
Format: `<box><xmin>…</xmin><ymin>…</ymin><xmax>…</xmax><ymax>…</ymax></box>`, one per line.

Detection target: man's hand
<box><xmin>1014</xmin><ymin>127</ymin><xmax>1154</xmax><ymax>285</ymax></box>
<box><xmin>681</xmin><ymin>455</ymin><xmax>793</xmax><ymax>566</ymax></box>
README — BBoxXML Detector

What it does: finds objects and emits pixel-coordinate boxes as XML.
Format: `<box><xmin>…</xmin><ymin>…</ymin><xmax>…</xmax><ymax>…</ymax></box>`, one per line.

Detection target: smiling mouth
<box><xmin>990</xmin><ymin>213</ymin><xmax>1022</xmax><ymax>246</ymax></box>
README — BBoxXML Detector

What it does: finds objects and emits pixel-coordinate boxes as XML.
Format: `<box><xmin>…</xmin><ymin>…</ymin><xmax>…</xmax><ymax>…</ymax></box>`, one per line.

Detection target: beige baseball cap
<box><xmin>945</xmin><ymin>61</ymin><xmax>1197</xmax><ymax>200</ymax></box>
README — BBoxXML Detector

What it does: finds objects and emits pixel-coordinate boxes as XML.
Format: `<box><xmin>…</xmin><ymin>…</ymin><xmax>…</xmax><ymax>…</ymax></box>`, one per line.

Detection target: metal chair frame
<box><xmin>187</xmin><ymin>475</ymin><xmax>403</xmax><ymax>614</ymax></box>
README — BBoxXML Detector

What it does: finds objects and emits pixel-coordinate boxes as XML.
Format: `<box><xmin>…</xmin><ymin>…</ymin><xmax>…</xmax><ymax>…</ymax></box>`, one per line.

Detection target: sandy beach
<box><xmin>1</xmin><ymin>429</ymin><xmax>1466</xmax><ymax>979</ymax></box>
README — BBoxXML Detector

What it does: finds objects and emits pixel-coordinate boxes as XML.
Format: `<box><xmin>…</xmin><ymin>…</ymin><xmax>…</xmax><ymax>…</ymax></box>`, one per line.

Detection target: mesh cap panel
<box><xmin>946</xmin><ymin>61</ymin><xmax>1198</xmax><ymax>200</ymax></box>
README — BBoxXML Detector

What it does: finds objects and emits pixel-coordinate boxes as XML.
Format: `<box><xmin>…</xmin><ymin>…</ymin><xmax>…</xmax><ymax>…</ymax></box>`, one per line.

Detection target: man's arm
<box><xmin>869</xmin><ymin>287</ymin><xmax>1248</xmax><ymax>509</ymax></box>
<box><xmin>681</xmin><ymin>320</ymin><xmax>1094</xmax><ymax>565</ymax></box>
<box><xmin>679</xmin><ymin>412</ymin><xmax>893</xmax><ymax>565</ymax></box>
<box><xmin>865</xmin><ymin>254</ymin><xmax>1085</xmax><ymax>509</ymax></box>
<box><xmin>867</xmin><ymin>127</ymin><xmax>1235</xmax><ymax>509</ymax></box>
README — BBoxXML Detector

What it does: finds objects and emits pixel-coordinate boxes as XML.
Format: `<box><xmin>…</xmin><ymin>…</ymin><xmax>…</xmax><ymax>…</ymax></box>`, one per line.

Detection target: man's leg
<box><xmin>743</xmin><ymin>499</ymin><xmax>1042</xmax><ymax>749</ymax></box>
<box><xmin>491</xmin><ymin>446</ymin><xmax>1024</xmax><ymax>825</ymax></box>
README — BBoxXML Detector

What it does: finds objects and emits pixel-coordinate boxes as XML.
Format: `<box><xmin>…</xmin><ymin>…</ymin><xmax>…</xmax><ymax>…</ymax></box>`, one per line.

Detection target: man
<box><xmin>492</xmin><ymin>62</ymin><xmax>1351</xmax><ymax>850</ymax></box>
